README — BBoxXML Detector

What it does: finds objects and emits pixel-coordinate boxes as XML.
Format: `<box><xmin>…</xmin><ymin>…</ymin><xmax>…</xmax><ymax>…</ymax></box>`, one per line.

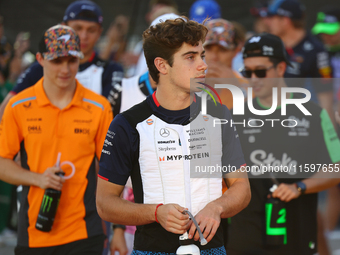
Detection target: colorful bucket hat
<box><xmin>39</xmin><ymin>25</ymin><xmax>84</xmax><ymax>60</ymax></box>
<box><xmin>204</xmin><ymin>19</ymin><xmax>235</xmax><ymax>50</ymax></box>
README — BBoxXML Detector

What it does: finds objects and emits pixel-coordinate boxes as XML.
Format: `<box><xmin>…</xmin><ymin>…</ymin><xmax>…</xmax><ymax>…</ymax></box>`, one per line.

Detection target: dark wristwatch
<box><xmin>112</xmin><ymin>224</ymin><xmax>126</xmax><ymax>231</ymax></box>
<box><xmin>295</xmin><ymin>181</ymin><xmax>306</xmax><ymax>195</ymax></box>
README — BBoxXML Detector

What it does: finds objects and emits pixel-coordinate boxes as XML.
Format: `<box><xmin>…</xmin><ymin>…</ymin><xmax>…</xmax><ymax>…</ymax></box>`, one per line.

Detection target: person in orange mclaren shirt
<box><xmin>0</xmin><ymin>25</ymin><xmax>112</xmax><ymax>254</ymax></box>
<box><xmin>204</xmin><ymin>18</ymin><xmax>250</xmax><ymax>109</ymax></box>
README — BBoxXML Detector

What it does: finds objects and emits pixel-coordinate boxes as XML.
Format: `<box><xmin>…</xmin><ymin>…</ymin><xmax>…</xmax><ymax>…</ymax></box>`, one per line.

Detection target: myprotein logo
<box><xmin>159</xmin><ymin>153</ymin><xmax>210</xmax><ymax>161</ymax></box>
<box><xmin>200</xmin><ymin>83</ymin><xmax>311</xmax><ymax>116</ymax></box>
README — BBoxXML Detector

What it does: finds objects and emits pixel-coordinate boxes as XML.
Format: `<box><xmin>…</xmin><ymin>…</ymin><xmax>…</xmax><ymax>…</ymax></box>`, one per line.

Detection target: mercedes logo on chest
<box><xmin>160</xmin><ymin>128</ymin><xmax>170</xmax><ymax>137</ymax></box>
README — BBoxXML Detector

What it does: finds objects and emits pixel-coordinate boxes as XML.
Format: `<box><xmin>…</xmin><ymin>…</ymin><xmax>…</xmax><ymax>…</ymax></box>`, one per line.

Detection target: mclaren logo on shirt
<box><xmin>73</xmin><ymin>119</ymin><xmax>92</xmax><ymax>123</ymax></box>
<box><xmin>27</xmin><ymin>118</ymin><xmax>42</xmax><ymax>122</ymax></box>
<box><xmin>159</xmin><ymin>152</ymin><xmax>210</xmax><ymax>161</ymax></box>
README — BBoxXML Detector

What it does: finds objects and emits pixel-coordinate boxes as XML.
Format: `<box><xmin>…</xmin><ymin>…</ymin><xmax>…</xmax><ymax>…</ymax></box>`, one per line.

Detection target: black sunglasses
<box><xmin>241</xmin><ymin>65</ymin><xmax>275</xmax><ymax>78</ymax></box>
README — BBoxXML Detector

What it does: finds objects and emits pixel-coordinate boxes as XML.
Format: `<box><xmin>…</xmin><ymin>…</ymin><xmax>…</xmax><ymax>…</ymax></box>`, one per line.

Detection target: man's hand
<box><xmin>156</xmin><ymin>204</ymin><xmax>190</xmax><ymax>234</ymax></box>
<box><xmin>206</xmin><ymin>62</ymin><xmax>236</xmax><ymax>79</ymax></box>
<box><xmin>335</xmin><ymin>111</ymin><xmax>340</xmax><ymax>126</ymax></box>
<box><xmin>110</xmin><ymin>228</ymin><xmax>128</xmax><ymax>255</ymax></box>
<box><xmin>188</xmin><ymin>202</ymin><xmax>222</xmax><ymax>243</ymax></box>
<box><xmin>272</xmin><ymin>183</ymin><xmax>300</xmax><ymax>202</ymax></box>
<box><xmin>38</xmin><ymin>167</ymin><xmax>64</xmax><ymax>190</ymax></box>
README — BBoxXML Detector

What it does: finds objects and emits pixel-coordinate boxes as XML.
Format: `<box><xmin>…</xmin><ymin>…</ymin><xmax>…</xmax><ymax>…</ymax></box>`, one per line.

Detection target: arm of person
<box><xmin>298</xmin><ymin>170</ymin><xmax>340</xmax><ymax>194</ymax></box>
<box><xmin>335</xmin><ymin>111</ymin><xmax>340</xmax><ymax>126</ymax></box>
<box><xmin>205</xmin><ymin>62</ymin><xmax>241</xmax><ymax>88</ymax></box>
<box><xmin>110</xmin><ymin>227</ymin><xmax>128</xmax><ymax>255</ymax></box>
<box><xmin>0</xmin><ymin>62</ymin><xmax>43</xmax><ymax>120</ymax></box>
<box><xmin>187</xmin><ymin>105</ymin><xmax>251</xmax><ymax>242</ymax></box>
<box><xmin>273</xmin><ymin>108</ymin><xmax>340</xmax><ymax>202</ymax></box>
<box><xmin>96</xmin><ymin>114</ymin><xmax>190</xmax><ymax>233</ymax></box>
<box><xmin>0</xmin><ymin>97</ymin><xmax>63</xmax><ymax>189</ymax></box>
<box><xmin>272</xmin><ymin>167</ymin><xmax>340</xmax><ymax>202</ymax></box>
<box><xmin>188</xmin><ymin>171</ymin><xmax>250</xmax><ymax>242</ymax></box>
<box><xmin>313</xmin><ymin>49</ymin><xmax>335</xmax><ymax>126</ymax></box>
<box><xmin>99</xmin><ymin>16</ymin><xmax>128</xmax><ymax>61</ymax></box>
<box><xmin>96</xmin><ymin>179</ymin><xmax>190</xmax><ymax>233</ymax></box>
<box><xmin>317</xmin><ymin>91</ymin><xmax>336</xmax><ymax>127</ymax></box>
<box><xmin>0</xmin><ymin>92</ymin><xmax>14</xmax><ymax>120</ymax></box>
<box><xmin>0</xmin><ymin>156</ymin><xmax>64</xmax><ymax>190</ymax></box>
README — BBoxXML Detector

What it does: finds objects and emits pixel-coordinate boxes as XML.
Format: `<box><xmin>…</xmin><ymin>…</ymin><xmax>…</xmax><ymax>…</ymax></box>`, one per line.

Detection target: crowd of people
<box><xmin>0</xmin><ymin>0</ymin><xmax>340</xmax><ymax>254</ymax></box>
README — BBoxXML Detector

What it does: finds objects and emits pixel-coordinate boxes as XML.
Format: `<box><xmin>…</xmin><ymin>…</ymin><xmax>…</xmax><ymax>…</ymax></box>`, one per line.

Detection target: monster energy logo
<box><xmin>41</xmin><ymin>195</ymin><xmax>53</xmax><ymax>213</ymax></box>
<box><xmin>40</xmin><ymin>195</ymin><xmax>53</xmax><ymax>213</ymax></box>
<box><xmin>265</xmin><ymin>203</ymin><xmax>287</xmax><ymax>244</ymax></box>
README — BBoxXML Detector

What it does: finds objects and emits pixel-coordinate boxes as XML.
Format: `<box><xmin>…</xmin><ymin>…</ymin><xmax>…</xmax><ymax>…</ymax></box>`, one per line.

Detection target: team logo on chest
<box><xmin>159</xmin><ymin>128</ymin><xmax>170</xmax><ymax>137</ymax></box>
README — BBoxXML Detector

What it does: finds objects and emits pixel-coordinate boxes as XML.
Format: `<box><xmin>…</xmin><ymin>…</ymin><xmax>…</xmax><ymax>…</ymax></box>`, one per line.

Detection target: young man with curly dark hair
<box><xmin>96</xmin><ymin>17</ymin><xmax>250</xmax><ymax>255</ymax></box>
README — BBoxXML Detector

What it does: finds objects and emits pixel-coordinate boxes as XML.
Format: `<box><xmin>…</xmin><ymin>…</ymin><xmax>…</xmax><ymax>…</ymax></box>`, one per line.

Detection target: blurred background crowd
<box><xmin>0</xmin><ymin>0</ymin><xmax>340</xmax><ymax>254</ymax></box>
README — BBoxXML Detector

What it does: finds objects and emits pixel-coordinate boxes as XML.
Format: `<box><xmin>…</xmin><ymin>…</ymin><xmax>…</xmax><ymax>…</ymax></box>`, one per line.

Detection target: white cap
<box><xmin>150</xmin><ymin>13</ymin><xmax>182</xmax><ymax>27</ymax></box>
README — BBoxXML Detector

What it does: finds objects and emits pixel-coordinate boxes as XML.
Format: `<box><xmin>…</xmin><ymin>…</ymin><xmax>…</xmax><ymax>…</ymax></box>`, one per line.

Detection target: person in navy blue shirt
<box><xmin>96</xmin><ymin>17</ymin><xmax>251</xmax><ymax>255</ymax></box>
<box><xmin>265</xmin><ymin>0</ymin><xmax>335</xmax><ymax>125</ymax></box>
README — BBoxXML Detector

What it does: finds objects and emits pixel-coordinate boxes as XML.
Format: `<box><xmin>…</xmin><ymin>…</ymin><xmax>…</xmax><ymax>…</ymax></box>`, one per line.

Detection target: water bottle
<box><xmin>176</xmin><ymin>210</ymin><xmax>207</xmax><ymax>255</ymax></box>
<box><xmin>35</xmin><ymin>172</ymin><xmax>63</xmax><ymax>232</ymax></box>
<box><xmin>264</xmin><ymin>185</ymin><xmax>287</xmax><ymax>246</ymax></box>
<box><xmin>176</xmin><ymin>232</ymin><xmax>200</xmax><ymax>255</ymax></box>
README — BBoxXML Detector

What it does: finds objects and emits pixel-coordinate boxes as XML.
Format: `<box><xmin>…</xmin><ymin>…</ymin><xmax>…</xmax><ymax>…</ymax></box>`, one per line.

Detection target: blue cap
<box><xmin>189</xmin><ymin>0</ymin><xmax>221</xmax><ymax>24</ymax></box>
<box><xmin>63</xmin><ymin>0</ymin><xmax>103</xmax><ymax>25</ymax></box>
<box><xmin>267</xmin><ymin>0</ymin><xmax>305</xmax><ymax>20</ymax></box>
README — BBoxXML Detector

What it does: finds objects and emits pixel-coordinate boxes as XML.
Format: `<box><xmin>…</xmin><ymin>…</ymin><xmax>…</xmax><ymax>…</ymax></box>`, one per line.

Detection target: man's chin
<box><xmin>190</xmin><ymin>86</ymin><xmax>203</xmax><ymax>93</ymax></box>
<box><xmin>194</xmin><ymin>77</ymin><xmax>206</xmax><ymax>84</ymax></box>
<box><xmin>190</xmin><ymin>78</ymin><xmax>206</xmax><ymax>91</ymax></box>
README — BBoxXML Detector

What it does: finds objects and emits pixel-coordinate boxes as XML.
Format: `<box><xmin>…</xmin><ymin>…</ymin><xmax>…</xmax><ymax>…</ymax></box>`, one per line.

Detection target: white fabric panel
<box><xmin>136</xmin><ymin>112</ymin><xmax>223</xmax><ymax>216</ymax></box>
<box><xmin>76</xmin><ymin>64</ymin><xmax>103</xmax><ymax>95</ymax></box>
<box><xmin>120</xmin><ymin>75</ymin><xmax>147</xmax><ymax>112</ymax></box>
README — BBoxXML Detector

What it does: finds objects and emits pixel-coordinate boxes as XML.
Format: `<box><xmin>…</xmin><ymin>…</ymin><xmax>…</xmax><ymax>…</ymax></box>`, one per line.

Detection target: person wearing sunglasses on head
<box><xmin>227</xmin><ymin>33</ymin><xmax>340</xmax><ymax>255</ymax></box>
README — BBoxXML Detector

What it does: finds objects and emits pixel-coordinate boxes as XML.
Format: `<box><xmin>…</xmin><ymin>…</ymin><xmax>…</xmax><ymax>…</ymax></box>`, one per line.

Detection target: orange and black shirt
<box><xmin>0</xmin><ymin>78</ymin><xmax>112</xmax><ymax>247</ymax></box>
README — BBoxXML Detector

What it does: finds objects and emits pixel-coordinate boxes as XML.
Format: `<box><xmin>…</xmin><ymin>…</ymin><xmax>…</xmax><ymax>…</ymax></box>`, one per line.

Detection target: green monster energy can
<box><xmin>35</xmin><ymin>174</ymin><xmax>62</xmax><ymax>232</ymax></box>
<box><xmin>265</xmin><ymin>196</ymin><xmax>287</xmax><ymax>246</ymax></box>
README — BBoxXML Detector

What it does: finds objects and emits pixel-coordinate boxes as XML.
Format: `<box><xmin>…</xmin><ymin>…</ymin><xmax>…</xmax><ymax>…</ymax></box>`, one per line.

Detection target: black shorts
<box><xmin>15</xmin><ymin>234</ymin><xmax>105</xmax><ymax>255</ymax></box>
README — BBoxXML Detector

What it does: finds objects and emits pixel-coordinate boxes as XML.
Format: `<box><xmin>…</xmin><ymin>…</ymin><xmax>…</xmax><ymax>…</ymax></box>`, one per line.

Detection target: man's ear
<box><xmin>154</xmin><ymin>57</ymin><xmax>169</xmax><ymax>75</ymax></box>
<box><xmin>283</xmin><ymin>17</ymin><xmax>292</xmax><ymax>28</ymax></box>
<box><xmin>277</xmin><ymin>61</ymin><xmax>287</xmax><ymax>77</ymax></box>
<box><xmin>36</xmin><ymin>53</ymin><xmax>44</xmax><ymax>67</ymax></box>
